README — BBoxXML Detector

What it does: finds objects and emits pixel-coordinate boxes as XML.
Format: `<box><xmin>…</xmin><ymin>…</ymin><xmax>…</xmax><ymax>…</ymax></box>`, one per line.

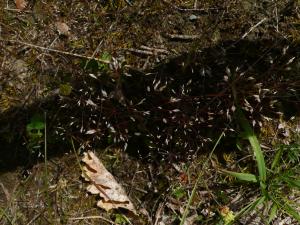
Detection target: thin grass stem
<box><xmin>180</xmin><ymin>132</ymin><xmax>225</xmax><ymax>225</ymax></box>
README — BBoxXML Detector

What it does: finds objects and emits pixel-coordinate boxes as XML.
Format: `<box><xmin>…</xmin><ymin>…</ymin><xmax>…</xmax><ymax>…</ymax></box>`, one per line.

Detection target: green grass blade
<box><xmin>271</xmin><ymin>146</ymin><xmax>284</xmax><ymax>171</ymax></box>
<box><xmin>232</xmin><ymin>196</ymin><xmax>266</xmax><ymax>224</ymax></box>
<box><xmin>236</xmin><ymin>108</ymin><xmax>267</xmax><ymax>184</ymax></box>
<box><xmin>269</xmin><ymin>195</ymin><xmax>300</xmax><ymax>222</ymax></box>
<box><xmin>179</xmin><ymin>132</ymin><xmax>225</xmax><ymax>225</ymax></box>
<box><xmin>281</xmin><ymin>202</ymin><xmax>300</xmax><ymax>222</ymax></box>
<box><xmin>0</xmin><ymin>207</ymin><xmax>13</xmax><ymax>225</ymax></box>
<box><xmin>282</xmin><ymin>177</ymin><xmax>300</xmax><ymax>189</ymax></box>
<box><xmin>220</xmin><ymin>169</ymin><xmax>258</xmax><ymax>182</ymax></box>
<box><xmin>268</xmin><ymin>203</ymin><xmax>278</xmax><ymax>224</ymax></box>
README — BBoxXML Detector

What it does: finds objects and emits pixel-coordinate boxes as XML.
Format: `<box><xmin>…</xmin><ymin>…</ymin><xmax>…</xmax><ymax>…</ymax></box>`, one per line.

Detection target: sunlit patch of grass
<box><xmin>180</xmin><ymin>132</ymin><xmax>225</xmax><ymax>225</ymax></box>
<box><xmin>220</xmin><ymin>109</ymin><xmax>300</xmax><ymax>224</ymax></box>
<box><xmin>174</xmin><ymin>107</ymin><xmax>300</xmax><ymax>224</ymax></box>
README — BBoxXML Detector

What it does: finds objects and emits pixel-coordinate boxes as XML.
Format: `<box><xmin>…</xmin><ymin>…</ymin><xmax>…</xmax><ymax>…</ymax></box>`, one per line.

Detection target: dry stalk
<box><xmin>0</xmin><ymin>38</ymin><xmax>111</xmax><ymax>64</ymax></box>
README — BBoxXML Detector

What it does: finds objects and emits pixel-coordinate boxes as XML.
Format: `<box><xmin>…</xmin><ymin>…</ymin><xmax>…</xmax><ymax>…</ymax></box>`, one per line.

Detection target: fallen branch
<box><xmin>161</xmin><ymin>0</ymin><xmax>222</xmax><ymax>13</ymax></box>
<box><xmin>242</xmin><ymin>18</ymin><xmax>268</xmax><ymax>39</ymax></box>
<box><xmin>164</xmin><ymin>33</ymin><xmax>201</xmax><ymax>41</ymax></box>
<box><xmin>0</xmin><ymin>38</ymin><xmax>111</xmax><ymax>64</ymax></box>
<box><xmin>125</xmin><ymin>48</ymin><xmax>154</xmax><ymax>56</ymax></box>
<box><xmin>68</xmin><ymin>216</ymin><xmax>115</xmax><ymax>224</ymax></box>
<box><xmin>140</xmin><ymin>45</ymin><xmax>170</xmax><ymax>55</ymax></box>
<box><xmin>125</xmin><ymin>46</ymin><xmax>170</xmax><ymax>56</ymax></box>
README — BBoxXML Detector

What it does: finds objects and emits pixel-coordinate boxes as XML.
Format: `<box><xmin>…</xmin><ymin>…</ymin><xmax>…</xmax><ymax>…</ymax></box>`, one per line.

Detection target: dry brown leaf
<box><xmin>15</xmin><ymin>0</ymin><xmax>27</xmax><ymax>10</ymax></box>
<box><xmin>183</xmin><ymin>214</ymin><xmax>199</xmax><ymax>225</ymax></box>
<box><xmin>82</xmin><ymin>151</ymin><xmax>136</xmax><ymax>213</ymax></box>
<box><xmin>55</xmin><ymin>22</ymin><xmax>71</xmax><ymax>36</ymax></box>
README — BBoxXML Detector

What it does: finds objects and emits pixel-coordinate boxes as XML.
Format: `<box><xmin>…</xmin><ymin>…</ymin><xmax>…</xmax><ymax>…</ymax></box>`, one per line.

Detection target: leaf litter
<box><xmin>15</xmin><ymin>0</ymin><xmax>27</xmax><ymax>11</ymax></box>
<box><xmin>82</xmin><ymin>151</ymin><xmax>136</xmax><ymax>214</ymax></box>
<box><xmin>1</xmin><ymin>0</ymin><xmax>300</xmax><ymax>224</ymax></box>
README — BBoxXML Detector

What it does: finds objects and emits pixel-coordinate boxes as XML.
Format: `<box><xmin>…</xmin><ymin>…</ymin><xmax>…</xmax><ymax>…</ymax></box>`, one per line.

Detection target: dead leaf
<box><xmin>183</xmin><ymin>214</ymin><xmax>199</xmax><ymax>225</ymax></box>
<box><xmin>82</xmin><ymin>151</ymin><xmax>136</xmax><ymax>213</ymax></box>
<box><xmin>15</xmin><ymin>0</ymin><xmax>27</xmax><ymax>10</ymax></box>
<box><xmin>55</xmin><ymin>22</ymin><xmax>71</xmax><ymax>36</ymax></box>
<box><xmin>178</xmin><ymin>172</ymin><xmax>188</xmax><ymax>184</ymax></box>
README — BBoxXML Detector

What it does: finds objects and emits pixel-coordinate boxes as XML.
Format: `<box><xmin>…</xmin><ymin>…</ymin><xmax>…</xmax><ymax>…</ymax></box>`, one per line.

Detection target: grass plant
<box><xmin>180</xmin><ymin>107</ymin><xmax>300</xmax><ymax>225</ymax></box>
<box><xmin>180</xmin><ymin>132</ymin><xmax>225</xmax><ymax>225</ymax></box>
<box><xmin>221</xmin><ymin>108</ymin><xmax>300</xmax><ymax>224</ymax></box>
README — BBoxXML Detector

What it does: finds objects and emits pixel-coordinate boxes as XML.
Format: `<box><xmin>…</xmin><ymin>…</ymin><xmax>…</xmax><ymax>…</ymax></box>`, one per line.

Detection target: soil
<box><xmin>0</xmin><ymin>0</ymin><xmax>300</xmax><ymax>224</ymax></box>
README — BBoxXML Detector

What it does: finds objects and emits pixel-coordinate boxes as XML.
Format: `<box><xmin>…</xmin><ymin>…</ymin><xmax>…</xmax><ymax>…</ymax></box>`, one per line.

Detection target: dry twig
<box><xmin>164</xmin><ymin>33</ymin><xmax>201</xmax><ymax>40</ymax></box>
<box><xmin>242</xmin><ymin>18</ymin><xmax>267</xmax><ymax>39</ymax></box>
<box><xmin>0</xmin><ymin>38</ymin><xmax>111</xmax><ymax>64</ymax></box>
<box><xmin>68</xmin><ymin>215</ymin><xmax>115</xmax><ymax>224</ymax></box>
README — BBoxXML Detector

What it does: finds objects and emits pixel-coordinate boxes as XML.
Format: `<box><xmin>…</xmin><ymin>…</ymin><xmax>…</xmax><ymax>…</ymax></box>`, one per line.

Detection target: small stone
<box><xmin>55</xmin><ymin>22</ymin><xmax>71</xmax><ymax>36</ymax></box>
<box><xmin>189</xmin><ymin>14</ymin><xmax>198</xmax><ymax>21</ymax></box>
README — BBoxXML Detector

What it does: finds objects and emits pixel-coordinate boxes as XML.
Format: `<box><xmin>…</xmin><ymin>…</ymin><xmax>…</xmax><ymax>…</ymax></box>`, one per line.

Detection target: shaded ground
<box><xmin>1</xmin><ymin>0</ymin><xmax>300</xmax><ymax>224</ymax></box>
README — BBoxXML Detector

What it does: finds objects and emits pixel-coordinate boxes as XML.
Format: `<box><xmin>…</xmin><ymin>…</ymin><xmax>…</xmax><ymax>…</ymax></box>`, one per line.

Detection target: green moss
<box><xmin>59</xmin><ymin>83</ymin><xmax>73</xmax><ymax>96</ymax></box>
